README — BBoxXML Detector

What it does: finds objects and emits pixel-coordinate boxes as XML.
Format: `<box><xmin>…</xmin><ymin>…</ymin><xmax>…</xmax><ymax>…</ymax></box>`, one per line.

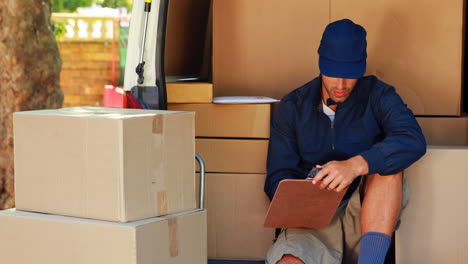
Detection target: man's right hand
<box><xmin>312</xmin><ymin>155</ymin><xmax>369</xmax><ymax>192</ymax></box>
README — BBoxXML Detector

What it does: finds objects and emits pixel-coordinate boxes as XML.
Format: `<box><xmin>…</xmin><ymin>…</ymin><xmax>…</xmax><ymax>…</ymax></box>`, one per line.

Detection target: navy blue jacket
<box><xmin>264</xmin><ymin>75</ymin><xmax>426</xmax><ymax>200</ymax></box>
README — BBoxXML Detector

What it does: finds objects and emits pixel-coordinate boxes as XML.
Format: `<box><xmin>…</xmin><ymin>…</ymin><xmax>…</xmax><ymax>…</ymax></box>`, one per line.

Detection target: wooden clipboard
<box><xmin>264</xmin><ymin>179</ymin><xmax>348</xmax><ymax>229</ymax></box>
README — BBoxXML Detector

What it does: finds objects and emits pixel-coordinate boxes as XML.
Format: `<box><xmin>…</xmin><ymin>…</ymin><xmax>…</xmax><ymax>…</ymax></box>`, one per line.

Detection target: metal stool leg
<box><xmin>195</xmin><ymin>153</ymin><xmax>206</xmax><ymax>210</ymax></box>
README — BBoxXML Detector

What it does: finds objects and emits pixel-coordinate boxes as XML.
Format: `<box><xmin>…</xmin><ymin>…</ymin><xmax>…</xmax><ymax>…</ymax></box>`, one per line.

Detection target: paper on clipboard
<box><xmin>264</xmin><ymin>179</ymin><xmax>348</xmax><ymax>229</ymax></box>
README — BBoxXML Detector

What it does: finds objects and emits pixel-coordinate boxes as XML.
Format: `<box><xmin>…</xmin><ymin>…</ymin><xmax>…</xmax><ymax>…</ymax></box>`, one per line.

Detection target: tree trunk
<box><xmin>0</xmin><ymin>1</ymin><xmax>63</xmax><ymax>209</ymax></box>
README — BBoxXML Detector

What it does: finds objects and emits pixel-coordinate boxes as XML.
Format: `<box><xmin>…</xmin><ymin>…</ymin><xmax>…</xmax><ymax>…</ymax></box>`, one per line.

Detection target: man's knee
<box><xmin>363</xmin><ymin>172</ymin><xmax>403</xmax><ymax>195</ymax></box>
<box><xmin>361</xmin><ymin>172</ymin><xmax>404</xmax><ymax>235</ymax></box>
<box><xmin>276</xmin><ymin>254</ymin><xmax>305</xmax><ymax>264</ymax></box>
<box><xmin>367</xmin><ymin>172</ymin><xmax>403</xmax><ymax>183</ymax></box>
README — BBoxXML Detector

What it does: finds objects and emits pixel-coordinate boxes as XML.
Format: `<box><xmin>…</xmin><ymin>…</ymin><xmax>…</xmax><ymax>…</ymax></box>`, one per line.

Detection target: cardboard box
<box><xmin>14</xmin><ymin>107</ymin><xmax>196</xmax><ymax>222</ymax></box>
<box><xmin>167</xmin><ymin>82</ymin><xmax>213</xmax><ymax>103</ymax></box>
<box><xmin>168</xmin><ymin>104</ymin><xmax>271</xmax><ymax>138</ymax></box>
<box><xmin>205</xmin><ymin>173</ymin><xmax>275</xmax><ymax>260</ymax></box>
<box><xmin>331</xmin><ymin>0</ymin><xmax>464</xmax><ymax>115</ymax></box>
<box><xmin>396</xmin><ymin>147</ymin><xmax>468</xmax><ymax>263</ymax></box>
<box><xmin>196</xmin><ymin>138</ymin><xmax>268</xmax><ymax>173</ymax></box>
<box><xmin>214</xmin><ymin>0</ymin><xmax>464</xmax><ymax>116</ymax></box>
<box><xmin>213</xmin><ymin>0</ymin><xmax>329</xmax><ymax>100</ymax></box>
<box><xmin>0</xmin><ymin>209</ymin><xmax>207</xmax><ymax>264</ymax></box>
<box><xmin>416</xmin><ymin>116</ymin><xmax>468</xmax><ymax>145</ymax></box>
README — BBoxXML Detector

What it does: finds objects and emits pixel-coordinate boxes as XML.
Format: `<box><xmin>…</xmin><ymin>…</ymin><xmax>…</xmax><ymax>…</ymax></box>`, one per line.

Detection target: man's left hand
<box><xmin>312</xmin><ymin>155</ymin><xmax>369</xmax><ymax>192</ymax></box>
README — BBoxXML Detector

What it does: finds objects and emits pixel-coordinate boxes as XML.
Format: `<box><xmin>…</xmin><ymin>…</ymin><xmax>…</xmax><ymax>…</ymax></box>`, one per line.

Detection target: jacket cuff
<box><xmin>360</xmin><ymin>148</ymin><xmax>385</xmax><ymax>175</ymax></box>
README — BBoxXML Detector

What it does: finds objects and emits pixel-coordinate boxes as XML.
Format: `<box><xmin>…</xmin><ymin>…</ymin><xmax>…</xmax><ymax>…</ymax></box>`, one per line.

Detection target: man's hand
<box><xmin>312</xmin><ymin>155</ymin><xmax>369</xmax><ymax>192</ymax></box>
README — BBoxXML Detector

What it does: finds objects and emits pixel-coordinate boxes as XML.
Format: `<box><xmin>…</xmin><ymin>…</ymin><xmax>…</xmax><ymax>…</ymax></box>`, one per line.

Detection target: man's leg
<box><xmin>276</xmin><ymin>254</ymin><xmax>305</xmax><ymax>264</ymax></box>
<box><xmin>359</xmin><ymin>172</ymin><xmax>403</xmax><ymax>263</ymax></box>
<box><xmin>361</xmin><ymin>172</ymin><xmax>403</xmax><ymax>235</ymax></box>
<box><xmin>265</xmin><ymin>226</ymin><xmax>343</xmax><ymax>264</ymax></box>
<box><xmin>265</xmin><ymin>202</ymin><xmax>347</xmax><ymax>264</ymax></box>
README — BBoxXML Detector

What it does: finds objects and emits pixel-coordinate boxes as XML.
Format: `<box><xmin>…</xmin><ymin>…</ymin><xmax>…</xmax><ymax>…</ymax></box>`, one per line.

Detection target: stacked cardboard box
<box><xmin>0</xmin><ymin>209</ymin><xmax>207</xmax><ymax>264</ymax></box>
<box><xmin>169</xmin><ymin>103</ymin><xmax>275</xmax><ymax>260</ymax></box>
<box><xmin>330</xmin><ymin>0</ymin><xmax>464</xmax><ymax>116</ymax></box>
<box><xmin>213</xmin><ymin>0</ymin><xmax>465</xmax><ymax>116</ymax></box>
<box><xmin>396</xmin><ymin>117</ymin><xmax>468</xmax><ymax>264</ymax></box>
<box><xmin>416</xmin><ymin>116</ymin><xmax>468</xmax><ymax>145</ymax></box>
<box><xmin>1</xmin><ymin>107</ymin><xmax>206</xmax><ymax>264</ymax></box>
<box><xmin>396</xmin><ymin>147</ymin><xmax>468</xmax><ymax>263</ymax></box>
<box><xmin>167</xmin><ymin>82</ymin><xmax>213</xmax><ymax>104</ymax></box>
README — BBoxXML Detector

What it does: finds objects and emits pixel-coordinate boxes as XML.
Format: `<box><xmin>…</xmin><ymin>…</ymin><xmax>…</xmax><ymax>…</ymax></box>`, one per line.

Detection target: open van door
<box><xmin>124</xmin><ymin>0</ymin><xmax>168</xmax><ymax>110</ymax></box>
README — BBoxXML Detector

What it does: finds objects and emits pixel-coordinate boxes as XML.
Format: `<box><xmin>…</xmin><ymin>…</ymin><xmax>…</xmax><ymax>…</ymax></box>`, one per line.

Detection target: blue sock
<box><xmin>358</xmin><ymin>232</ymin><xmax>391</xmax><ymax>264</ymax></box>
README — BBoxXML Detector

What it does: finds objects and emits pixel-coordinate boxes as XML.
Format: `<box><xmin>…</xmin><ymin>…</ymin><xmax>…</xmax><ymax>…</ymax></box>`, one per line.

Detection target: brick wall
<box><xmin>58</xmin><ymin>41</ymin><xmax>120</xmax><ymax>107</ymax></box>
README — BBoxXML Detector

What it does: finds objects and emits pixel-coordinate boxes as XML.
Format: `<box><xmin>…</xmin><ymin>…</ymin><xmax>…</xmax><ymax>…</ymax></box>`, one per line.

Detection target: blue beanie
<box><xmin>318</xmin><ymin>19</ymin><xmax>367</xmax><ymax>79</ymax></box>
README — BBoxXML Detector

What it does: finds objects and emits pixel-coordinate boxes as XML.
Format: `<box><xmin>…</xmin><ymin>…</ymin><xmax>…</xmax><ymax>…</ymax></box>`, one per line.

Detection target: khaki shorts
<box><xmin>265</xmin><ymin>176</ymin><xmax>410</xmax><ymax>264</ymax></box>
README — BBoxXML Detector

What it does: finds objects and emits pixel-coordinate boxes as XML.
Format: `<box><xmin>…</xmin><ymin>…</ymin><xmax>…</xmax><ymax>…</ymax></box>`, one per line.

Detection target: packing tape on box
<box><xmin>152</xmin><ymin>115</ymin><xmax>164</xmax><ymax>134</ymax></box>
<box><xmin>157</xmin><ymin>191</ymin><xmax>168</xmax><ymax>215</ymax></box>
<box><xmin>168</xmin><ymin>218</ymin><xmax>179</xmax><ymax>257</ymax></box>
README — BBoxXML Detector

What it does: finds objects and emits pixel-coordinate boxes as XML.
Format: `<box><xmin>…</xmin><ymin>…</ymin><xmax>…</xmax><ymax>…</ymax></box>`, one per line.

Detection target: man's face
<box><xmin>321</xmin><ymin>74</ymin><xmax>358</xmax><ymax>103</ymax></box>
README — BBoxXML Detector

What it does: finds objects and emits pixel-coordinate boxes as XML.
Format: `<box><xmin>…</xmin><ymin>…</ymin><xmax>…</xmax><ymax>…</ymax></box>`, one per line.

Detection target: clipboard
<box><xmin>263</xmin><ymin>179</ymin><xmax>348</xmax><ymax>229</ymax></box>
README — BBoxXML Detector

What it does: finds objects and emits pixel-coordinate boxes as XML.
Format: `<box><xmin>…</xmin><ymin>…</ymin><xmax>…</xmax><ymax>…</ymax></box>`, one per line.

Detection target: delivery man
<box><xmin>264</xmin><ymin>19</ymin><xmax>426</xmax><ymax>264</ymax></box>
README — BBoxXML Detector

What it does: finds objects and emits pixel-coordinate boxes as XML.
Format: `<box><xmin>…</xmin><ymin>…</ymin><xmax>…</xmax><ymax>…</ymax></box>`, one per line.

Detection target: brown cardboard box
<box><xmin>396</xmin><ymin>147</ymin><xmax>468</xmax><ymax>263</ymax></box>
<box><xmin>0</xmin><ymin>209</ymin><xmax>207</xmax><ymax>264</ymax></box>
<box><xmin>168</xmin><ymin>104</ymin><xmax>271</xmax><ymax>138</ymax></box>
<box><xmin>205</xmin><ymin>173</ymin><xmax>275</xmax><ymax>260</ymax></box>
<box><xmin>417</xmin><ymin>116</ymin><xmax>468</xmax><ymax>145</ymax></box>
<box><xmin>167</xmin><ymin>82</ymin><xmax>213</xmax><ymax>103</ymax></box>
<box><xmin>214</xmin><ymin>0</ymin><xmax>464</xmax><ymax>116</ymax></box>
<box><xmin>331</xmin><ymin>0</ymin><xmax>464</xmax><ymax>115</ymax></box>
<box><xmin>196</xmin><ymin>138</ymin><xmax>269</xmax><ymax>173</ymax></box>
<box><xmin>14</xmin><ymin>107</ymin><xmax>196</xmax><ymax>222</ymax></box>
<box><xmin>213</xmin><ymin>0</ymin><xmax>329</xmax><ymax>100</ymax></box>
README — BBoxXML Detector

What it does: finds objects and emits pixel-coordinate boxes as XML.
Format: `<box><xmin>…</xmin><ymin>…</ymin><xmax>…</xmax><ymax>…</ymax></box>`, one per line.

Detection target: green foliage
<box><xmin>51</xmin><ymin>0</ymin><xmax>64</xmax><ymax>12</ymax></box>
<box><xmin>97</xmin><ymin>0</ymin><xmax>132</xmax><ymax>10</ymax></box>
<box><xmin>52</xmin><ymin>0</ymin><xmax>95</xmax><ymax>12</ymax></box>
<box><xmin>51</xmin><ymin>20</ymin><xmax>68</xmax><ymax>38</ymax></box>
<box><xmin>52</xmin><ymin>0</ymin><xmax>133</xmax><ymax>13</ymax></box>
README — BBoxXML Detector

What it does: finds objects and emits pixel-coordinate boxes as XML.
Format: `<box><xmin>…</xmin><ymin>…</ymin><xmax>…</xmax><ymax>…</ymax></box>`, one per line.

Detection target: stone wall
<box><xmin>58</xmin><ymin>41</ymin><xmax>120</xmax><ymax>107</ymax></box>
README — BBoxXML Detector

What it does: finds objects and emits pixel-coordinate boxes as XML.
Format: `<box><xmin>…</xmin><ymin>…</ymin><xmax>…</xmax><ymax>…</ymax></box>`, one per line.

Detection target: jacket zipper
<box><xmin>331</xmin><ymin>121</ymin><xmax>335</xmax><ymax>150</ymax></box>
